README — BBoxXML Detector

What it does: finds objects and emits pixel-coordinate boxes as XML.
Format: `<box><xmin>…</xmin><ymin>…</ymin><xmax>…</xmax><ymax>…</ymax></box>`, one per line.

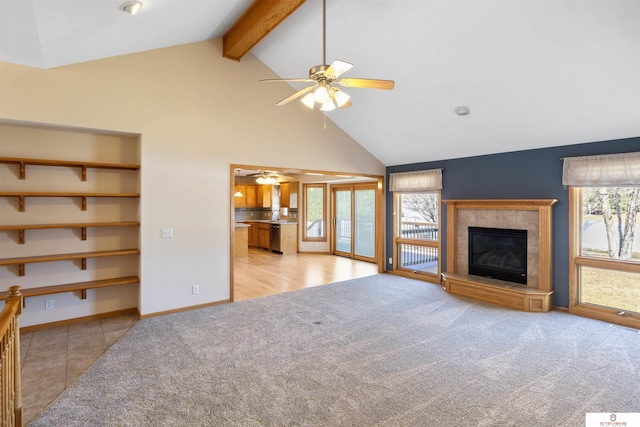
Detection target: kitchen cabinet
<box><xmin>244</xmin><ymin>222</ymin><xmax>270</xmax><ymax>250</ymax></box>
<box><xmin>257</xmin><ymin>185</ymin><xmax>271</xmax><ymax>208</ymax></box>
<box><xmin>233</xmin><ymin>224</ymin><xmax>249</xmax><ymax>258</ymax></box>
<box><xmin>280</xmin><ymin>183</ymin><xmax>289</xmax><ymax>208</ymax></box>
<box><xmin>235</xmin><ymin>185</ymin><xmax>260</xmax><ymax>208</ymax></box>
<box><xmin>274</xmin><ymin>223</ymin><xmax>298</xmax><ymax>255</ymax></box>
<box><xmin>246</xmin><ymin>223</ymin><xmax>258</xmax><ymax>246</ymax></box>
<box><xmin>245</xmin><ymin>185</ymin><xmax>257</xmax><ymax>207</ymax></box>
<box><xmin>243</xmin><ymin>221</ymin><xmax>298</xmax><ymax>254</ymax></box>
<box><xmin>257</xmin><ymin>223</ymin><xmax>271</xmax><ymax>249</ymax></box>
<box><xmin>280</xmin><ymin>181</ymin><xmax>299</xmax><ymax>209</ymax></box>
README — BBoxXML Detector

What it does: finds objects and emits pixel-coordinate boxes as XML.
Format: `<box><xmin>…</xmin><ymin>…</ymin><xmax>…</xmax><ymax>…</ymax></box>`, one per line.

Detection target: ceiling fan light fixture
<box><xmin>120</xmin><ymin>1</ymin><xmax>143</xmax><ymax>15</ymax></box>
<box><xmin>332</xmin><ymin>89</ymin><xmax>350</xmax><ymax>108</ymax></box>
<box><xmin>320</xmin><ymin>101</ymin><xmax>336</xmax><ymax>112</ymax></box>
<box><xmin>256</xmin><ymin>174</ymin><xmax>278</xmax><ymax>185</ymax></box>
<box><xmin>301</xmin><ymin>93</ymin><xmax>316</xmax><ymax>109</ymax></box>
<box><xmin>313</xmin><ymin>86</ymin><xmax>330</xmax><ymax>104</ymax></box>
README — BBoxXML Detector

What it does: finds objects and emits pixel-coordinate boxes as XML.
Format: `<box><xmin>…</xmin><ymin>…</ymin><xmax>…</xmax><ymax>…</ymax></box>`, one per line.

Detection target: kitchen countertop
<box><xmin>236</xmin><ymin>220</ymin><xmax>298</xmax><ymax>225</ymax></box>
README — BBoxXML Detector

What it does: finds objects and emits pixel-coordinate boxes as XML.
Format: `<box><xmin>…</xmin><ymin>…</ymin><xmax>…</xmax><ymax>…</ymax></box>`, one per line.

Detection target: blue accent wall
<box><xmin>386</xmin><ymin>136</ymin><xmax>640</xmax><ymax>307</ymax></box>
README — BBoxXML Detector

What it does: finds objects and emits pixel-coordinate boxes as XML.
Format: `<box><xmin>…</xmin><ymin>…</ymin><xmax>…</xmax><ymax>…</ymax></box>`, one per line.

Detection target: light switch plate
<box><xmin>162</xmin><ymin>227</ymin><xmax>173</xmax><ymax>238</ymax></box>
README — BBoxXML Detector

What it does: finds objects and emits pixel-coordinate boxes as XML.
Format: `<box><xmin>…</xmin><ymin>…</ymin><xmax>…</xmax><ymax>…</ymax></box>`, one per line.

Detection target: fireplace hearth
<box><xmin>441</xmin><ymin>199</ymin><xmax>557</xmax><ymax>312</ymax></box>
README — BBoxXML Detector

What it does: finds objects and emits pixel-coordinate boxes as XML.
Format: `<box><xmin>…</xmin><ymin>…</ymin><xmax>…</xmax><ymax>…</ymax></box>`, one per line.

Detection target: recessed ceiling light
<box><xmin>120</xmin><ymin>1</ymin><xmax>143</xmax><ymax>15</ymax></box>
<box><xmin>454</xmin><ymin>106</ymin><xmax>470</xmax><ymax>116</ymax></box>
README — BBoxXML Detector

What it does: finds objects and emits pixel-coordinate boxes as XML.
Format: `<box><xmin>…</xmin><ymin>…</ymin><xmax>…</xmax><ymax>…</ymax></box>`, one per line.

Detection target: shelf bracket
<box><xmin>18</xmin><ymin>263</ymin><xmax>25</xmax><ymax>277</ymax></box>
<box><xmin>81</xmin><ymin>165</ymin><xmax>87</xmax><ymax>182</ymax></box>
<box><xmin>19</xmin><ymin>162</ymin><xmax>26</xmax><ymax>180</ymax></box>
<box><xmin>81</xmin><ymin>196</ymin><xmax>87</xmax><ymax>211</ymax></box>
<box><xmin>81</xmin><ymin>258</ymin><xmax>87</xmax><ymax>270</ymax></box>
<box><xmin>81</xmin><ymin>227</ymin><xmax>87</xmax><ymax>240</ymax></box>
<box><xmin>18</xmin><ymin>229</ymin><xmax>25</xmax><ymax>245</ymax></box>
<box><xmin>81</xmin><ymin>289</ymin><xmax>87</xmax><ymax>299</ymax></box>
<box><xmin>18</xmin><ymin>195</ymin><xmax>25</xmax><ymax>212</ymax></box>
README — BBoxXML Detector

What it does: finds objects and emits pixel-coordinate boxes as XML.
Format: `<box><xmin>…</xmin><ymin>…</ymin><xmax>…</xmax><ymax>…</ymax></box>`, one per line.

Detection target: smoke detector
<box><xmin>454</xmin><ymin>106</ymin><xmax>470</xmax><ymax>116</ymax></box>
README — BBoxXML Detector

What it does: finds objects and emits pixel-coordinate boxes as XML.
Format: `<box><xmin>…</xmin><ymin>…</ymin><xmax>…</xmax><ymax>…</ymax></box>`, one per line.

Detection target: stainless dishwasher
<box><xmin>270</xmin><ymin>223</ymin><xmax>281</xmax><ymax>253</ymax></box>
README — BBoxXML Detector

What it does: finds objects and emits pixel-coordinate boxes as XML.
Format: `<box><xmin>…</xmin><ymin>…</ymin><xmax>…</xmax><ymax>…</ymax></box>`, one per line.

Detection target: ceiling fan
<box><xmin>260</xmin><ymin>0</ymin><xmax>395</xmax><ymax>111</ymax></box>
<box><xmin>245</xmin><ymin>170</ymin><xmax>283</xmax><ymax>185</ymax></box>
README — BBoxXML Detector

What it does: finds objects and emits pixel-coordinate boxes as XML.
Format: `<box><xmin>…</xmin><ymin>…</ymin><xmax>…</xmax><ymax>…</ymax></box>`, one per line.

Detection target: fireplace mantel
<box><xmin>441</xmin><ymin>199</ymin><xmax>557</xmax><ymax>312</ymax></box>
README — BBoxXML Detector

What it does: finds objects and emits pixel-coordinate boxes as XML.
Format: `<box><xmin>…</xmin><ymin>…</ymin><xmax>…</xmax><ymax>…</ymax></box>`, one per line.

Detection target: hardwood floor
<box><xmin>233</xmin><ymin>247</ymin><xmax>380</xmax><ymax>301</ymax></box>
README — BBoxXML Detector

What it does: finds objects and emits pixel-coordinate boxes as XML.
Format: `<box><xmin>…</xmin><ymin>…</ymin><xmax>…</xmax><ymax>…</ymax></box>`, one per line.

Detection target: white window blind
<box><xmin>389</xmin><ymin>169</ymin><xmax>442</xmax><ymax>192</ymax></box>
<box><xmin>562</xmin><ymin>152</ymin><xmax>640</xmax><ymax>187</ymax></box>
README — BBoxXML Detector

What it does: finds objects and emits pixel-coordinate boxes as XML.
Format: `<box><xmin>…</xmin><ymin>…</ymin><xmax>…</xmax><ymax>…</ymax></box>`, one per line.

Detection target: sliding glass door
<box><xmin>331</xmin><ymin>184</ymin><xmax>377</xmax><ymax>262</ymax></box>
<box><xmin>334</xmin><ymin>188</ymin><xmax>352</xmax><ymax>255</ymax></box>
<box><xmin>354</xmin><ymin>188</ymin><xmax>376</xmax><ymax>258</ymax></box>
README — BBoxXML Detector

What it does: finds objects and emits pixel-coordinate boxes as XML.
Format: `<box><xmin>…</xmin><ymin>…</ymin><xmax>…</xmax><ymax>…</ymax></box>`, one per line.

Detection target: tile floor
<box><xmin>19</xmin><ymin>313</ymin><xmax>138</xmax><ymax>425</ymax></box>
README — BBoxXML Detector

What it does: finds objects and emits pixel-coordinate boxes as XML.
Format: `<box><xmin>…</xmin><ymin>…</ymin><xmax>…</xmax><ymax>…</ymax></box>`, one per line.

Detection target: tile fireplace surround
<box><xmin>441</xmin><ymin>199</ymin><xmax>558</xmax><ymax>312</ymax></box>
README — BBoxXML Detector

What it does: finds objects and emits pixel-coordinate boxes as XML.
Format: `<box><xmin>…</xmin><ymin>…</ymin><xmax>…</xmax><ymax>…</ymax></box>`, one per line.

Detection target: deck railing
<box><xmin>306</xmin><ymin>219</ymin><xmax>324</xmax><ymax>238</ymax></box>
<box><xmin>0</xmin><ymin>286</ymin><xmax>23</xmax><ymax>427</ymax></box>
<box><xmin>399</xmin><ymin>243</ymin><xmax>438</xmax><ymax>267</ymax></box>
<box><xmin>400</xmin><ymin>221</ymin><xmax>438</xmax><ymax>240</ymax></box>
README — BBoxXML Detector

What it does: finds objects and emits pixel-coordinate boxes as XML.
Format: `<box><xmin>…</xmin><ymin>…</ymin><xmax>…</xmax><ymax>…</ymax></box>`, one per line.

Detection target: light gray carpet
<box><xmin>31</xmin><ymin>274</ymin><xmax>640</xmax><ymax>426</ymax></box>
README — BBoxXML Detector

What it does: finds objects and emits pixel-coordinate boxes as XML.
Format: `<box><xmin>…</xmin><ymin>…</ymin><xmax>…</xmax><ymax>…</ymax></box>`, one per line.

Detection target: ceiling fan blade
<box><xmin>324</xmin><ymin>60</ymin><xmax>353</xmax><ymax>79</ymax></box>
<box><xmin>260</xmin><ymin>78</ymin><xmax>314</xmax><ymax>83</ymax></box>
<box><xmin>336</xmin><ymin>78</ymin><xmax>395</xmax><ymax>90</ymax></box>
<box><xmin>276</xmin><ymin>84</ymin><xmax>318</xmax><ymax>106</ymax></box>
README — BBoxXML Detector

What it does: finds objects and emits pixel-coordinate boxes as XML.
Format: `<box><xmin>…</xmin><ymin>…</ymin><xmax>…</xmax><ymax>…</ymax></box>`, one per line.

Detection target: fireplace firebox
<box><xmin>468</xmin><ymin>226</ymin><xmax>527</xmax><ymax>284</ymax></box>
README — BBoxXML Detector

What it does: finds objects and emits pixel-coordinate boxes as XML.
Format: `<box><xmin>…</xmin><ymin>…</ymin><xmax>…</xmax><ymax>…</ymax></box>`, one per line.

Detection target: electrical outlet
<box><xmin>162</xmin><ymin>227</ymin><xmax>173</xmax><ymax>238</ymax></box>
<box><xmin>45</xmin><ymin>299</ymin><xmax>54</xmax><ymax>310</ymax></box>
<box><xmin>192</xmin><ymin>285</ymin><xmax>199</xmax><ymax>295</ymax></box>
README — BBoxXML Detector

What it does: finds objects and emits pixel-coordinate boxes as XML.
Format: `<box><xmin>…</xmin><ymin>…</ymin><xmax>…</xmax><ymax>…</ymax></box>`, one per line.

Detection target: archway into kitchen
<box><xmin>230</xmin><ymin>164</ymin><xmax>384</xmax><ymax>301</ymax></box>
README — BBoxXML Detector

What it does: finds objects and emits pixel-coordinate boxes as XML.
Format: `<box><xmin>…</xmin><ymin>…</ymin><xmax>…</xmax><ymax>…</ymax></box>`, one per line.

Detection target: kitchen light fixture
<box><xmin>256</xmin><ymin>174</ymin><xmax>278</xmax><ymax>185</ymax></box>
<box><xmin>234</xmin><ymin>169</ymin><xmax>243</xmax><ymax>197</ymax></box>
<box><xmin>120</xmin><ymin>1</ymin><xmax>143</xmax><ymax>15</ymax></box>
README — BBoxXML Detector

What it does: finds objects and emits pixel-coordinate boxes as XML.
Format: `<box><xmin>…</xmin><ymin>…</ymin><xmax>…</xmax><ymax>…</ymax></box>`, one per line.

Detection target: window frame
<box><xmin>568</xmin><ymin>186</ymin><xmax>640</xmax><ymax>329</ymax></box>
<box><xmin>302</xmin><ymin>183</ymin><xmax>327</xmax><ymax>242</ymax></box>
<box><xmin>392</xmin><ymin>190</ymin><xmax>441</xmax><ymax>282</ymax></box>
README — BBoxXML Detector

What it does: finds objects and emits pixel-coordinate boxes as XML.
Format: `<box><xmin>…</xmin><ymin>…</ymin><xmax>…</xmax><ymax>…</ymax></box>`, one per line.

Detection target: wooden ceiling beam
<box><xmin>223</xmin><ymin>0</ymin><xmax>307</xmax><ymax>61</ymax></box>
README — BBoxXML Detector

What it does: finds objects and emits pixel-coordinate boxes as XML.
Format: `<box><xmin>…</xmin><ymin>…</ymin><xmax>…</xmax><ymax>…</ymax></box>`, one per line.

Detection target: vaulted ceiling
<box><xmin>1</xmin><ymin>0</ymin><xmax>638</xmax><ymax>166</ymax></box>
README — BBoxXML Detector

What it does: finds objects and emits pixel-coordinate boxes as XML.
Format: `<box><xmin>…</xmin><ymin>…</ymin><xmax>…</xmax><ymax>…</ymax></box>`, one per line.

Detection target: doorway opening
<box><xmin>230</xmin><ymin>164</ymin><xmax>384</xmax><ymax>301</ymax></box>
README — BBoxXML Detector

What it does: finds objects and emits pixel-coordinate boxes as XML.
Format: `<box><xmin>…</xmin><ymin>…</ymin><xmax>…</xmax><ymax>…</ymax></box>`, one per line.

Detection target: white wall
<box><xmin>0</xmin><ymin>39</ymin><xmax>385</xmax><ymax>322</ymax></box>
